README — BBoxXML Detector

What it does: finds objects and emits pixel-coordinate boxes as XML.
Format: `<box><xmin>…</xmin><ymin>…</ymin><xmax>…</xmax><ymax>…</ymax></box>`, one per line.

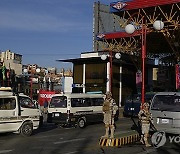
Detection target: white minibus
<box><xmin>48</xmin><ymin>93</ymin><xmax>115</xmax><ymax>128</ymax></box>
<box><xmin>0</xmin><ymin>89</ymin><xmax>40</xmax><ymax>136</ymax></box>
<box><xmin>150</xmin><ymin>92</ymin><xmax>180</xmax><ymax>134</ymax></box>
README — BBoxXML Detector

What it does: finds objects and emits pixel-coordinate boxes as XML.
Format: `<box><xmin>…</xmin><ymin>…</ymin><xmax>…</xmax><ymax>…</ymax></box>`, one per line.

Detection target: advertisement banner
<box><xmin>136</xmin><ymin>71</ymin><xmax>142</xmax><ymax>85</ymax></box>
<box><xmin>136</xmin><ymin>71</ymin><xmax>142</xmax><ymax>93</ymax></box>
<box><xmin>38</xmin><ymin>90</ymin><xmax>56</xmax><ymax>106</ymax></box>
<box><xmin>176</xmin><ymin>64</ymin><xmax>180</xmax><ymax>90</ymax></box>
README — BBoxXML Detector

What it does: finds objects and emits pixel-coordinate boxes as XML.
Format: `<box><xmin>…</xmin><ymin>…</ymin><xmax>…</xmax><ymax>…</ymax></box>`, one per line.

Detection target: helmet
<box><xmin>105</xmin><ymin>91</ymin><xmax>112</xmax><ymax>97</ymax></box>
<box><xmin>143</xmin><ymin>102</ymin><xmax>149</xmax><ymax>108</ymax></box>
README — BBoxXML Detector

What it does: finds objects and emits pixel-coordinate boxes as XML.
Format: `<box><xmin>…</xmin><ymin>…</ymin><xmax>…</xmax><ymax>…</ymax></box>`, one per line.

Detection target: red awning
<box><xmin>104</xmin><ymin>30</ymin><xmax>142</xmax><ymax>39</ymax></box>
<box><xmin>111</xmin><ymin>0</ymin><xmax>180</xmax><ymax>11</ymax></box>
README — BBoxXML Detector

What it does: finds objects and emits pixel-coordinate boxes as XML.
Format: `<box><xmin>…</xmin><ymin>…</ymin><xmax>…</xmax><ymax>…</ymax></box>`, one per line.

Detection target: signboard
<box><xmin>136</xmin><ymin>71</ymin><xmax>142</xmax><ymax>86</ymax></box>
<box><xmin>176</xmin><ymin>64</ymin><xmax>180</xmax><ymax>89</ymax></box>
<box><xmin>38</xmin><ymin>90</ymin><xmax>56</xmax><ymax>106</ymax></box>
<box><xmin>153</xmin><ymin>68</ymin><xmax>158</xmax><ymax>81</ymax></box>
<box><xmin>110</xmin><ymin>1</ymin><xmax>127</xmax><ymax>12</ymax></box>
<box><xmin>72</xmin><ymin>84</ymin><xmax>85</xmax><ymax>88</ymax></box>
<box><xmin>136</xmin><ymin>71</ymin><xmax>142</xmax><ymax>93</ymax></box>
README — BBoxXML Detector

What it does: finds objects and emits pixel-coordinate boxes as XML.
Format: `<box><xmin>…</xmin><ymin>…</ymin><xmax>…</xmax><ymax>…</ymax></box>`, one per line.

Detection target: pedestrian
<box><xmin>138</xmin><ymin>102</ymin><xmax>153</xmax><ymax>147</ymax></box>
<box><xmin>43</xmin><ymin>99</ymin><xmax>48</xmax><ymax>114</ymax></box>
<box><xmin>102</xmin><ymin>91</ymin><xmax>118</xmax><ymax>139</ymax></box>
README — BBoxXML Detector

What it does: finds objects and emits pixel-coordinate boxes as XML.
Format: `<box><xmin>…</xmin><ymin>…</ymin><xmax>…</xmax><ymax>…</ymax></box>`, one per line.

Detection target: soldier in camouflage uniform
<box><xmin>102</xmin><ymin>92</ymin><xmax>118</xmax><ymax>139</ymax></box>
<box><xmin>138</xmin><ymin>102</ymin><xmax>153</xmax><ymax>147</ymax></box>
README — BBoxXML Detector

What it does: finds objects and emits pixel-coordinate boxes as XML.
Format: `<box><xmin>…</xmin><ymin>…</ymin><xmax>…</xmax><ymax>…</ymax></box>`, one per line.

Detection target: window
<box><xmin>0</xmin><ymin>98</ymin><xmax>16</xmax><ymax>110</ymax></box>
<box><xmin>151</xmin><ymin>95</ymin><xmax>180</xmax><ymax>112</ymax></box>
<box><xmin>91</xmin><ymin>98</ymin><xmax>104</xmax><ymax>106</ymax></box>
<box><xmin>71</xmin><ymin>98</ymin><xmax>91</xmax><ymax>107</ymax></box>
<box><xmin>19</xmin><ymin>96</ymin><xmax>36</xmax><ymax>109</ymax></box>
<box><xmin>49</xmin><ymin>96</ymin><xmax>67</xmax><ymax>108</ymax></box>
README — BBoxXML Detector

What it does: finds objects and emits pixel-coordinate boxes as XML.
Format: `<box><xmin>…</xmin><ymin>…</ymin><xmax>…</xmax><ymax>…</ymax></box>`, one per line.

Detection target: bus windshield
<box><xmin>49</xmin><ymin>96</ymin><xmax>67</xmax><ymax>108</ymax></box>
<box><xmin>151</xmin><ymin>95</ymin><xmax>180</xmax><ymax>112</ymax></box>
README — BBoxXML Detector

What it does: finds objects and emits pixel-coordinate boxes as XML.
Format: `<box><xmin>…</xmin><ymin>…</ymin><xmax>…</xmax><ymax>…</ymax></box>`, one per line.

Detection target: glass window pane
<box><xmin>71</xmin><ymin>98</ymin><xmax>91</xmax><ymax>107</ymax></box>
<box><xmin>19</xmin><ymin>97</ymin><xmax>36</xmax><ymax>109</ymax></box>
<box><xmin>0</xmin><ymin>98</ymin><xmax>16</xmax><ymax>110</ymax></box>
<box><xmin>91</xmin><ymin>98</ymin><xmax>104</xmax><ymax>106</ymax></box>
<box><xmin>50</xmin><ymin>96</ymin><xmax>67</xmax><ymax>108</ymax></box>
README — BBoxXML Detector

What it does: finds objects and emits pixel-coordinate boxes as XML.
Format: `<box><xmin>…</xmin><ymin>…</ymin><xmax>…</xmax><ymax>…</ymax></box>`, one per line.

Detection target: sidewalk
<box><xmin>99</xmin><ymin>116</ymin><xmax>140</xmax><ymax>147</ymax></box>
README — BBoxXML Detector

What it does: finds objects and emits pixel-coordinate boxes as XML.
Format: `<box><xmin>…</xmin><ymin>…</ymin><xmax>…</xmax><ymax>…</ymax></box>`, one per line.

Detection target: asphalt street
<box><xmin>0</xmin><ymin>117</ymin><xmax>180</xmax><ymax>154</ymax></box>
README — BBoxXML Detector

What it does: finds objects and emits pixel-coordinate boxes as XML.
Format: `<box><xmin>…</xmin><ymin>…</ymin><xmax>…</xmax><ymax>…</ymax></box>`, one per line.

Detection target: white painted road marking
<box><xmin>34</xmin><ymin>134</ymin><xmax>64</xmax><ymax>139</ymax></box>
<box><xmin>54</xmin><ymin>138</ymin><xmax>85</xmax><ymax>144</ymax></box>
<box><xmin>64</xmin><ymin>151</ymin><xmax>78</xmax><ymax>154</ymax></box>
<box><xmin>0</xmin><ymin>150</ymin><xmax>13</xmax><ymax>153</ymax></box>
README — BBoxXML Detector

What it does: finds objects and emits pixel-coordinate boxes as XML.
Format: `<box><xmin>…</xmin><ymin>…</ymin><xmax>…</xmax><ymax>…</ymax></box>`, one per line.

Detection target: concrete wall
<box><xmin>4</xmin><ymin>60</ymin><xmax>22</xmax><ymax>75</ymax></box>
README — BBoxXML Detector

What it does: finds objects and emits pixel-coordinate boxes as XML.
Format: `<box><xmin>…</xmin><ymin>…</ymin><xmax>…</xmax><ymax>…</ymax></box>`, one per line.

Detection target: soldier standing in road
<box><xmin>102</xmin><ymin>91</ymin><xmax>118</xmax><ymax>139</ymax></box>
<box><xmin>138</xmin><ymin>102</ymin><xmax>153</xmax><ymax>147</ymax></box>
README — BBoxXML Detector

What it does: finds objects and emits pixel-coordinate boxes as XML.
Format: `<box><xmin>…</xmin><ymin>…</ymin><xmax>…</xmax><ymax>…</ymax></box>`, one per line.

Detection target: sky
<box><xmin>0</xmin><ymin>0</ymin><xmax>111</xmax><ymax>70</ymax></box>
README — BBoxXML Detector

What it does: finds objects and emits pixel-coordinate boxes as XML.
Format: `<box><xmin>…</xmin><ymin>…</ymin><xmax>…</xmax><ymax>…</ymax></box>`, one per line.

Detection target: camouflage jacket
<box><xmin>138</xmin><ymin>109</ymin><xmax>153</xmax><ymax>124</ymax></box>
<box><xmin>102</xmin><ymin>98</ymin><xmax>118</xmax><ymax>115</ymax></box>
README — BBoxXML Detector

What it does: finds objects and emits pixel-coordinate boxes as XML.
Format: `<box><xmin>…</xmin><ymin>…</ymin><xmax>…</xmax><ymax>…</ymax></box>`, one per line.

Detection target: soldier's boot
<box><xmin>110</xmin><ymin>125</ymin><xmax>115</xmax><ymax>139</ymax></box>
<box><xmin>144</xmin><ymin>134</ymin><xmax>151</xmax><ymax>147</ymax></box>
<box><xmin>102</xmin><ymin>125</ymin><xmax>109</xmax><ymax>138</ymax></box>
<box><xmin>140</xmin><ymin>135</ymin><xmax>144</xmax><ymax>144</ymax></box>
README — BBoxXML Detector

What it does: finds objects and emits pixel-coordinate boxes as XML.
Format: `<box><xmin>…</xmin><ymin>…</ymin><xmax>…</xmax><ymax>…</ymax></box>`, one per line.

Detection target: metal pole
<box><xmin>83</xmin><ymin>63</ymin><xmax>86</xmax><ymax>93</ymax></box>
<box><xmin>30</xmin><ymin>75</ymin><xmax>33</xmax><ymax>99</ymax></box>
<box><xmin>106</xmin><ymin>62</ymin><xmax>110</xmax><ymax>92</ymax></box>
<box><xmin>119</xmin><ymin>66</ymin><xmax>122</xmax><ymax>107</ymax></box>
<box><xmin>141</xmin><ymin>17</ymin><xmax>146</xmax><ymax>107</ymax></box>
<box><xmin>48</xmin><ymin>77</ymin><xmax>51</xmax><ymax>91</ymax></box>
<box><xmin>110</xmin><ymin>50</ymin><xmax>113</xmax><ymax>93</ymax></box>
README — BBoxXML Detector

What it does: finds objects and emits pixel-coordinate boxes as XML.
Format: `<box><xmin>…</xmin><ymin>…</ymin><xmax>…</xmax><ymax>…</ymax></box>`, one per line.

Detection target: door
<box><xmin>71</xmin><ymin>98</ymin><xmax>93</xmax><ymax>122</ymax></box>
<box><xmin>19</xmin><ymin>96</ymin><xmax>40</xmax><ymax>126</ymax></box>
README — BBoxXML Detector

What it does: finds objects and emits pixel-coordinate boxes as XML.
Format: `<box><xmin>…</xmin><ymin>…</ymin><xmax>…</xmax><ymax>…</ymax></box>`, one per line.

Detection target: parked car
<box><xmin>150</xmin><ymin>92</ymin><xmax>180</xmax><ymax>134</ymax></box>
<box><xmin>123</xmin><ymin>93</ymin><xmax>155</xmax><ymax>117</ymax></box>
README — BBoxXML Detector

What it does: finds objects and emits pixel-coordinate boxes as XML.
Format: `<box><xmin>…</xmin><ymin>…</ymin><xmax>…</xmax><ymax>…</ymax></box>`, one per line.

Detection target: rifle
<box><xmin>130</xmin><ymin>117</ymin><xmax>142</xmax><ymax>136</ymax></box>
<box><xmin>149</xmin><ymin>119</ymin><xmax>157</xmax><ymax>132</ymax></box>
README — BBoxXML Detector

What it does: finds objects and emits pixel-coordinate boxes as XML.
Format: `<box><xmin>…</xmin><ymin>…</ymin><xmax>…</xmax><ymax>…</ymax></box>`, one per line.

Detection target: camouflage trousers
<box><xmin>103</xmin><ymin>113</ymin><xmax>114</xmax><ymax>126</ymax></box>
<box><xmin>142</xmin><ymin>123</ymin><xmax>150</xmax><ymax>134</ymax></box>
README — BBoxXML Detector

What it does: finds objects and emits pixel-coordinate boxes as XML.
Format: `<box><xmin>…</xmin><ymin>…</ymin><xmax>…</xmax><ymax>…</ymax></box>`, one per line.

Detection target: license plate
<box><xmin>162</xmin><ymin>119</ymin><xmax>169</xmax><ymax>124</ymax></box>
<box><xmin>55</xmin><ymin>113</ymin><xmax>59</xmax><ymax>117</ymax></box>
<box><xmin>157</xmin><ymin>118</ymin><xmax>160</xmax><ymax>124</ymax></box>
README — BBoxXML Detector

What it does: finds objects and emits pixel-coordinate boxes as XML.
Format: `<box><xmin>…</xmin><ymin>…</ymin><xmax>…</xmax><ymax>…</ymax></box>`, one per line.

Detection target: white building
<box><xmin>0</xmin><ymin>50</ymin><xmax>22</xmax><ymax>75</ymax></box>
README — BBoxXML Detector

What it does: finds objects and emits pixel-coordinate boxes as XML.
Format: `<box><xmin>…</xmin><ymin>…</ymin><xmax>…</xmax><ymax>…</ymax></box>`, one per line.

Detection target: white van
<box><xmin>0</xmin><ymin>88</ymin><xmax>41</xmax><ymax>136</ymax></box>
<box><xmin>150</xmin><ymin>92</ymin><xmax>180</xmax><ymax>134</ymax></box>
<box><xmin>47</xmin><ymin>93</ymin><xmax>106</xmax><ymax>128</ymax></box>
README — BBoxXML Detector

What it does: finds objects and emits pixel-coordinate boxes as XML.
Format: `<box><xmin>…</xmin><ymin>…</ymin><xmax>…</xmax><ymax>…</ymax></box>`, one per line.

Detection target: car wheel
<box><xmin>77</xmin><ymin>118</ymin><xmax>86</xmax><ymax>128</ymax></box>
<box><xmin>21</xmin><ymin>122</ymin><xmax>33</xmax><ymax>137</ymax></box>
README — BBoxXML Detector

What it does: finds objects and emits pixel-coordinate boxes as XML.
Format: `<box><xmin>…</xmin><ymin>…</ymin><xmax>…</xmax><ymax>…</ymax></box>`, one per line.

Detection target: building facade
<box><xmin>0</xmin><ymin>50</ymin><xmax>22</xmax><ymax>75</ymax></box>
<box><xmin>59</xmin><ymin>51</ymin><xmax>156</xmax><ymax>107</ymax></box>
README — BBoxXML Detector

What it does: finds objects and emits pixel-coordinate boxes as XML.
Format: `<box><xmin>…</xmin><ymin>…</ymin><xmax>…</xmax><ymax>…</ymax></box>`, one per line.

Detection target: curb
<box><xmin>99</xmin><ymin>133</ymin><xmax>139</xmax><ymax>147</ymax></box>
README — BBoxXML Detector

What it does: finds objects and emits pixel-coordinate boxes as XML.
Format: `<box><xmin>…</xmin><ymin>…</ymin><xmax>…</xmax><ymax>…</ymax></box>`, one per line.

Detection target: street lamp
<box><xmin>101</xmin><ymin>51</ymin><xmax>121</xmax><ymax>93</ymax></box>
<box><xmin>125</xmin><ymin>17</ymin><xmax>164</xmax><ymax>107</ymax></box>
<box><xmin>24</xmin><ymin>68</ymin><xmax>40</xmax><ymax>99</ymax></box>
